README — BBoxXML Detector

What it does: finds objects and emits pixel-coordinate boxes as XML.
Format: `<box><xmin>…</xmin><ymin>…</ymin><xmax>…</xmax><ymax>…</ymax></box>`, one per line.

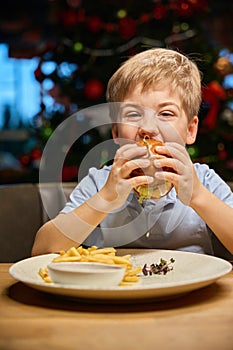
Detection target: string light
<box><xmin>117</xmin><ymin>9</ymin><xmax>127</xmax><ymax>19</ymax></box>
<box><xmin>73</xmin><ymin>42</ymin><xmax>83</xmax><ymax>52</ymax></box>
<box><xmin>58</xmin><ymin>0</ymin><xmax>208</xmax><ymax>58</ymax></box>
<box><xmin>72</xmin><ymin>31</ymin><xmax>196</xmax><ymax>58</ymax></box>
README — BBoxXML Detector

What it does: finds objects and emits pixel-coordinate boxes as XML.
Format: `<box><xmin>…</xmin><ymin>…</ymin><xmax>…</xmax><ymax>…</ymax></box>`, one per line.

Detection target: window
<box><xmin>0</xmin><ymin>44</ymin><xmax>40</xmax><ymax>129</ymax></box>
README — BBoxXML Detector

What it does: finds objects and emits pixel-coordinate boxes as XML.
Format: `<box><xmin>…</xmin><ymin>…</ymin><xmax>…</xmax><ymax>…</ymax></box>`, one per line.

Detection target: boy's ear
<box><xmin>186</xmin><ymin>116</ymin><xmax>198</xmax><ymax>145</ymax></box>
<box><xmin>111</xmin><ymin>123</ymin><xmax>119</xmax><ymax>144</ymax></box>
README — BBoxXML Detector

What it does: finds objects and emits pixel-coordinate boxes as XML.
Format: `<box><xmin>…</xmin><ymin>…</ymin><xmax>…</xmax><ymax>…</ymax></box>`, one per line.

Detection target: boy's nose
<box><xmin>137</xmin><ymin>108</ymin><xmax>161</xmax><ymax>139</ymax></box>
<box><xmin>137</xmin><ymin>127</ymin><xmax>155</xmax><ymax>138</ymax></box>
<box><xmin>137</xmin><ymin>122</ymin><xmax>160</xmax><ymax>139</ymax></box>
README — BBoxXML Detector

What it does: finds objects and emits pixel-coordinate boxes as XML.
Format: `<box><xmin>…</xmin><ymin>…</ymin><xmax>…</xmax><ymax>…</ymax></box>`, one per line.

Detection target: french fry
<box><xmin>67</xmin><ymin>247</ymin><xmax>81</xmax><ymax>256</ymax></box>
<box><xmin>77</xmin><ymin>246</ymin><xmax>90</xmax><ymax>255</ymax></box>
<box><xmin>38</xmin><ymin>267</ymin><xmax>52</xmax><ymax>283</ymax></box>
<box><xmin>89</xmin><ymin>247</ymin><xmax>116</xmax><ymax>255</ymax></box>
<box><xmin>52</xmin><ymin>255</ymin><xmax>82</xmax><ymax>262</ymax></box>
<box><xmin>125</xmin><ymin>267</ymin><xmax>142</xmax><ymax>276</ymax></box>
<box><xmin>82</xmin><ymin>256</ymin><xmax>115</xmax><ymax>265</ymax></box>
<box><xmin>112</xmin><ymin>256</ymin><xmax>133</xmax><ymax>267</ymax></box>
<box><xmin>59</xmin><ymin>250</ymin><xmax>66</xmax><ymax>255</ymax></box>
<box><xmin>123</xmin><ymin>275</ymin><xmax>139</xmax><ymax>282</ymax></box>
<box><xmin>38</xmin><ymin>246</ymin><xmax>141</xmax><ymax>286</ymax></box>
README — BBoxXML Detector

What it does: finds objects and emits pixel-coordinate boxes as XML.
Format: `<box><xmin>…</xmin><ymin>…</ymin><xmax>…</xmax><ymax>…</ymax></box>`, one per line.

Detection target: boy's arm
<box><xmin>31</xmin><ymin>220</ymin><xmax>78</xmax><ymax>256</ymax></box>
<box><xmin>190</xmin><ymin>182</ymin><xmax>233</xmax><ymax>254</ymax></box>
<box><xmin>154</xmin><ymin>142</ymin><xmax>233</xmax><ymax>254</ymax></box>
<box><xmin>32</xmin><ymin>144</ymin><xmax>154</xmax><ymax>256</ymax></box>
<box><xmin>31</xmin><ymin>190</ymin><xmax>110</xmax><ymax>256</ymax></box>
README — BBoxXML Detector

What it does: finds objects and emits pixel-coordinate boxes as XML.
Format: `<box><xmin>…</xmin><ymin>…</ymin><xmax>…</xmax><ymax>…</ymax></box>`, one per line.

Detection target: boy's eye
<box><xmin>158</xmin><ymin>112</ymin><xmax>175</xmax><ymax>119</ymax></box>
<box><xmin>128</xmin><ymin>112</ymin><xmax>141</xmax><ymax>117</ymax></box>
<box><xmin>123</xmin><ymin>111</ymin><xmax>142</xmax><ymax>119</ymax></box>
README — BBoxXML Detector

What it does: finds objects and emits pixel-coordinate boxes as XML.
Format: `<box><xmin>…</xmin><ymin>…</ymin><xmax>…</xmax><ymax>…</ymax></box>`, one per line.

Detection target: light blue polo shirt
<box><xmin>61</xmin><ymin>163</ymin><xmax>233</xmax><ymax>259</ymax></box>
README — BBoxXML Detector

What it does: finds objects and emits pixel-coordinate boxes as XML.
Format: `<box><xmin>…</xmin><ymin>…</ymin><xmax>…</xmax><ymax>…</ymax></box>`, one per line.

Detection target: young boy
<box><xmin>32</xmin><ymin>48</ymin><xmax>233</xmax><ymax>259</ymax></box>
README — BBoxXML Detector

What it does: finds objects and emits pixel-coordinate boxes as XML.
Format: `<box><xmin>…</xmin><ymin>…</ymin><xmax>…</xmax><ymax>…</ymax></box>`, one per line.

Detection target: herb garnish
<box><xmin>142</xmin><ymin>258</ymin><xmax>175</xmax><ymax>276</ymax></box>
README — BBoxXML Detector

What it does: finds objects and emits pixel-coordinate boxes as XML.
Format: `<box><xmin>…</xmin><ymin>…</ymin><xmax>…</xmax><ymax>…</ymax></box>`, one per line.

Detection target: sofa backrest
<box><xmin>0</xmin><ymin>182</ymin><xmax>76</xmax><ymax>262</ymax></box>
<box><xmin>1</xmin><ymin>181</ymin><xmax>233</xmax><ymax>263</ymax></box>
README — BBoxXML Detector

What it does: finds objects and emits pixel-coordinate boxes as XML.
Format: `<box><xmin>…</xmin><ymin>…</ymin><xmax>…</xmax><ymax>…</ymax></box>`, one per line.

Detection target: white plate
<box><xmin>9</xmin><ymin>249</ymin><xmax>232</xmax><ymax>302</ymax></box>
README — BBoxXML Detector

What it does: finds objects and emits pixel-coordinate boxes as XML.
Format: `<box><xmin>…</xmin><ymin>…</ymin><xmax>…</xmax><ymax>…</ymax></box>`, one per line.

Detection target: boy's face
<box><xmin>112</xmin><ymin>83</ymin><xmax>198</xmax><ymax>146</ymax></box>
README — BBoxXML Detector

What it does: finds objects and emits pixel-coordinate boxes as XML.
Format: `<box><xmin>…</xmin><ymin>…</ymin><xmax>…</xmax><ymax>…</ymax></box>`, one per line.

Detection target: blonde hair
<box><xmin>106</xmin><ymin>48</ymin><xmax>202</xmax><ymax>121</ymax></box>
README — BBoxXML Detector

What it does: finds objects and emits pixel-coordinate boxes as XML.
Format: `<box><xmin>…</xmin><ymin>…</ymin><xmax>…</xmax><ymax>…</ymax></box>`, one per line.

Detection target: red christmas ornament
<box><xmin>76</xmin><ymin>9</ymin><xmax>85</xmax><ymax>23</ymax></box>
<box><xmin>119</xmin><ymin>17</ymin><xmax>137</xmax><ymax>40</ymax></box>
<box><xmin>202</xmin><ymin>81</ymin><xmax>227</xmax><ymax>130</ymax></box>
<box><xmin>20</xmin><ymin>155</ymin><xmax>31</xmax><ymax>166</ymax></box>
<box><xmin>140</xmin><ymin>13</ymin><xmax>151</xmax><ymax>23</ymax></box>
<box><xmin>31</xmin><ymin>148</ymin><xmax>42</xmax><ymax>160</ymax></box>
<box><xmin>175</xmin><ymin>1</ymin><xmax>192</xmax><ymax>17</ymax></box>
<box><xmin>153</xmin><ymin>4</ymin><xmax>168</xmax><ymax>20</ymax></box>
<box><xmin>84</xmin><ymin>79</ymin><xmax>104</xmax><ymax>100</ymax></box>
<box><xmin>193</xmin><ymin>0</ymin><xmax>209</xmax><ymax>11</ymax></box>
<box><xmin>87</xmin><ymin>16</ymin><xmax>102</xmax><ymax>33</ymax></box>
<box><xmin>62</xmin><ymin>165</ymin><xmax>78</xmax><ymax>181</ymax></box>
<box><xmin>218</xmin><ymin>148</ymin><xmax>227</xmax><ymax>160</ymax></box>
<box><xmin>62</xmin><ymin>9</ymin><xmax>77</xmax><ymax>26</ymax></box>
<box><xmin>104</xmin><ymin>22</ymin><xmax>116</xmax><ymax>33</ymax></box>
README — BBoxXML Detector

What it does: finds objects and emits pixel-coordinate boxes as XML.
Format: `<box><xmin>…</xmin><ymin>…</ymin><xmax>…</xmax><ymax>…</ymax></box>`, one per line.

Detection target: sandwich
<box><xmin>130</xmin><ymin>137</ymin><xmax>173</xmax><ymax>200</ymax></box>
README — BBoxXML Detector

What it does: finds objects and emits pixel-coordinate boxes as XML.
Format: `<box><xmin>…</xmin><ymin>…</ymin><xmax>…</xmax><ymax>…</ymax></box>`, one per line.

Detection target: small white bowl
<box><xmin>47</xmin><ymin>262</ymin><xmax>125</xmax><ymax>287</ymax></box>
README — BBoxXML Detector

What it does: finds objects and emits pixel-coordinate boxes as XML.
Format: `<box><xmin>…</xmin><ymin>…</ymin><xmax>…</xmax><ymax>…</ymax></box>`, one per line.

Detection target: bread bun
<box><xmin>130</xmin><ymin>137</ymin><xmax>173</xmax><ymax>200</ymax></box>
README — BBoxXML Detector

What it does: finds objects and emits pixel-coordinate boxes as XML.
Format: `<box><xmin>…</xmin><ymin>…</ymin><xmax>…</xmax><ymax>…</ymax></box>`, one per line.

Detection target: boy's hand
<box><xmin>100</xmin><ymin>143</ymin><xmax>154</xmax><ymax>210</ymax></box>
<box><xmin>153</xmin><ymin>142</ymin><xmax>199</xmax><ymax>205</ymax></box>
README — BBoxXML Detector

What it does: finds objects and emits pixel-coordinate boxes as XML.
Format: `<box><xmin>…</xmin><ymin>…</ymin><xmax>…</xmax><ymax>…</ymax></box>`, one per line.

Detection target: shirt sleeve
<box><xmin>195</xmin><ymin>163</ymin><xmax>233</xmax><ymax>206</ymax></box>
<box><xmin>60</xmin><ymin>166</ymin><xmax>110</xmax><ymax>213</ymax></box>
<box><xmin>195</xmin><ymin>163</ymin><xmax>233</xmax><ymax>259</ymax></box>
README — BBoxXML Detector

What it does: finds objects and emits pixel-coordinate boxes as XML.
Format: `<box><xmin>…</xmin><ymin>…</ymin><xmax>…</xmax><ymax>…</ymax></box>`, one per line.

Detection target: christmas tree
<box><xmin>27</xmin><ymin>0</ymin><xmax>233</xmax><ymax>181</ymax></box>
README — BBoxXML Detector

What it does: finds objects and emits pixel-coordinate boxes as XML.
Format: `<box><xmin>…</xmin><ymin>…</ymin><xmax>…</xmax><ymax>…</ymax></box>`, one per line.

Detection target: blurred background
<box><xmin>0</xmin><ymin>0</ymin><xmax>232</xmax><ymax>184</ymax></box>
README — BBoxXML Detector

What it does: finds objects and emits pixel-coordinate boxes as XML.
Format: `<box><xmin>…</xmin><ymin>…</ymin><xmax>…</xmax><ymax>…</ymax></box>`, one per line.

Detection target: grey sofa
<box><xmin>1</xmin><ymin>182</ymin><xmax>233</xmax><ymax>263</ymax></box>
<box><xmin>0</xmin><ymin>182</ymin><xmax>76</xmax><ymax>262</ymax></box>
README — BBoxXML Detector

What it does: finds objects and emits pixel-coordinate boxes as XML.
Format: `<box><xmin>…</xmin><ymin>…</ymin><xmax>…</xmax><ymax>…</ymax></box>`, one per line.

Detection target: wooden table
<box><xmin>0</xmin><ymin>263</ymin><xmax>233</xmax><ymax>350</ymax></box>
